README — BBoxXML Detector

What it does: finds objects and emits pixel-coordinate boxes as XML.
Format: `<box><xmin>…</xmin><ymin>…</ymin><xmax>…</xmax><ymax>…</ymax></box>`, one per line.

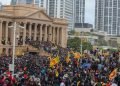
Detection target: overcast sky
<box><xmin>0</xmin><ymin>0</ymin><xmax>95</xmax><ymax>26</ymax></box>
<box><xmin>0</xmin><ymin>0</ymin><xmax>10</xmax><ymax>5</ymax></box>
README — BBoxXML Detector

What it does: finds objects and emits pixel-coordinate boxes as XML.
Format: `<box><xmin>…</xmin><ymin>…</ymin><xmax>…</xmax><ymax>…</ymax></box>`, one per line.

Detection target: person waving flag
<box><xmin>50</xmin><ymin>56</ymin><xmax>60</xmax><ymax>67</ymax></box>
<box><xmin>109</xmin><ymin>68</ymin><xmax>118</xmax><ymax>80</ymax></box>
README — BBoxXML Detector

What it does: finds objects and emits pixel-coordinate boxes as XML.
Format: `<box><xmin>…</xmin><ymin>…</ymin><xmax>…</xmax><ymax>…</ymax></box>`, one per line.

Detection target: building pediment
<box><xmin>26</xmin><ymin>10</ymin><xmax>53</xmax><ymax>21</ymax></box>
<box><xmin>2</xmin><ymin>5</ymin><xmax>53</xmax><ymax>22</ymax></box>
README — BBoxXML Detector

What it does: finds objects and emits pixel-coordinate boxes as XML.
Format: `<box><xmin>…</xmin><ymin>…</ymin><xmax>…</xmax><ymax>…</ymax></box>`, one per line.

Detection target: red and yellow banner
<box><xmin>109</xmin><ymin>68</ymin><xmax>118</xmax><ymax>80</ymax></box>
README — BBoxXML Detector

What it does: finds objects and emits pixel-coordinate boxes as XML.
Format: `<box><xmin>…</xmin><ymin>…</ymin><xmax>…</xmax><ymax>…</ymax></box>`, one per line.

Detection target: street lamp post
<box><xmin>80</xmin><ymin>32</ymin><xmax>83</xmax><ymax>55</ymax></box>
<box><xmin>12</xmin><ymin>21</ymin><xmax>17</xmax><ymax>75</ymax></box>
<box><xmin>8</xmin><ymin>21</ymin><xmax>24</xmax><ymax>76</ymax></box>
<box><xmin>80</xmin><ymin>38</ymin><xmax>82</xmax><ymax>55</ymax></box>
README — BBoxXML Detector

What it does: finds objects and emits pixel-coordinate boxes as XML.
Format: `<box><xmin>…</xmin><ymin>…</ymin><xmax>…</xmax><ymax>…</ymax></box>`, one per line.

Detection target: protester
<box><xmin>0</xmin><ymin>40</ymin><xmax>120</xmax><ymax>86</ymax></box>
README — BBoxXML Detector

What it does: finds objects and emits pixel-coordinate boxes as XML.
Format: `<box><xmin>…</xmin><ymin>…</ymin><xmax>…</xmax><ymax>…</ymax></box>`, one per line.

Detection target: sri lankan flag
<box><xmin>74</xmin><ymin>52</ymin><xmax>81</xmax><ymax>59</ymax></box>
<box><xmin>50</xmin><ymin>56</ymin><xmax>60</xmax><ymax>67</ymax></box>
<box><xmin>109</xmin><ymin>68</ymin><xmax>118</xmax><ymax>80</ymax></box>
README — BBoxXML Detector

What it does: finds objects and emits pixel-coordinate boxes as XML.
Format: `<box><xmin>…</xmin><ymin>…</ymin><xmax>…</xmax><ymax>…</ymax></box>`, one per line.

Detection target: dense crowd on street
<box><xmin>0</xmin><ymin>40</ymin><xmax>120</xmax><ymax>86</ymax></box>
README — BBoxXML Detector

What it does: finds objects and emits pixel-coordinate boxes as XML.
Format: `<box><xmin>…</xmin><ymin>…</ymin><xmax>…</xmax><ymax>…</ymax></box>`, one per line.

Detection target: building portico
<box><xmin>0</xmin><ymin>5</ymin><xmax>68</xmax><ymax>56</ymax></box>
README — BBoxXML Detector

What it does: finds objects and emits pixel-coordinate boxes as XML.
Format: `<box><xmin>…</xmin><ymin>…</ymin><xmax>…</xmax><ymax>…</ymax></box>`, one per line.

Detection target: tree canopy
<box><xmin>67</xmin><ymin>37</ymin><xmax>93</xmax><ymax>52</ymax></box>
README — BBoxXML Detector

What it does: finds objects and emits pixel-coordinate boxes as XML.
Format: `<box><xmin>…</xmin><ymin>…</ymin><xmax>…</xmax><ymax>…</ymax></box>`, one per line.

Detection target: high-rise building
<box><xmin>11</xmin><ymin>0</ymin><xmax>36</xmax><ymax>5</ymax></box>
<box><xmin>74</xmin><ymin>0</ymin><xmax>85</xmax><ymax>23</ymax></box>
<box><xmin>45</xmin><ymin>0</ymin><xmax>74</xmax><ymax>31</ymax></box>
<box><xmin>95</xmin><ymin>0</ymin><xmax>120</xmax><ymax>36</ymax></box>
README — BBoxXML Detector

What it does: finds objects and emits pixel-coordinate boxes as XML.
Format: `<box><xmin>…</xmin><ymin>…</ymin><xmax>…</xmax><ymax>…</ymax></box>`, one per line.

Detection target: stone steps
<box><xmin>15</xmin><ymin>45</ymin><xmax>50</xmax><ymax>56</ymax></box>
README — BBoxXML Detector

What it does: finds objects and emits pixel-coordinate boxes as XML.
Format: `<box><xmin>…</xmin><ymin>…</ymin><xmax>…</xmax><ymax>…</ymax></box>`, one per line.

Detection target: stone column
<box><xmin>34</xmin><ymin>24</ymin><xmax>37</xmax><ymax>41</ymax></box>
<box><xmin>5</xmin><ymin>21</ymin><xmax>8</xmax><ymax>45</ymax></box>
<box><xmin>29</xmin><ymin>23</ymin><xmax>32</xmax><ymax>40</ymax></box>
<box><xmin>59</xmin><ymin>28</ymin><xmax>62</xmax><ymax>46</ymax></box>
<box><xmin>16</xmin><ymin>24</ymin><xmax>20</xmax><ymax>46</ymax></box>
<box><xmin>47</xmin><ymin>26</ymin><xmax>50</xmax><ymax>41</ymax></box>
<box><xmin>61</xmin><ymin>28</ymin><xmax>64</xmax><ymax>47</ymax></box>
<box><xmin>44</xmin><ymin>25</ymin><xmax>47</xmax><ymax>41</ymax></box>
<box><xmin>52</xmin><ymin>27</ymin><xmax>55</xmax><ymax>43</ymax></box>
<box><xmin>40</xmin><ymin>24</ymin><xmax>42</xmax><ymax>41</ymax></box>
<box><xmin>0</xmin><ymin>21</ymin><xmax>2</xmax><ymax>45</ymax></box>
<box><xmin>0</xmin><ymin>21</ymin><xmax>3</xmax><ymax>56</ymax></box>
<box><xmin>10</xmin><ymin>23</ymin><xmax>13</xmax><ymax>45</ymax></box>
<box><xmin>6</xmin><ymin>48</ymin><xmax>8</xmax><ymax>56</ymax></box>
<box><xmin>49</xmin><ymin>26</ymin><xmax>52</xmax><ymax>42</ymax></box>
<box><xmin>61</xmin><ymin>27</ymin><xmax>67</xmax><ymax>48</ymax></box>
<box><xmin>23</xmin><ymin>23</ymin><xmax>26</xmax><ymax>45</ymax></box>
<box><xmin>57</xmin><ymin>27</ymin><xmax>59</xmax><ymax>45</ymax></box>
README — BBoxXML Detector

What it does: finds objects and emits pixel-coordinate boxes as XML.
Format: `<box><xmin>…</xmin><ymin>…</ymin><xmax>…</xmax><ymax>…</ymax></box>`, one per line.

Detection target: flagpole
<box><xmin>80</xmin><ymin>32</ymin><xmax>83</xmax><ymax>55</ymax></box>
<box><xmin>80</xmin><ymin>38</ymin><xmax>82</xmax><ymax>55</ymax></box>
<box><xmin>12</xmin><ymin>21</ymin><xmax>17</xmax><ymax>76</ymax></box>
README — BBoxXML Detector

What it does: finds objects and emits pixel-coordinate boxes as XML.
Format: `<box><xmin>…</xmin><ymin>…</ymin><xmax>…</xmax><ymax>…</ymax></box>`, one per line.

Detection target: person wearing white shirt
<box><xmin>111</xmin><ymin>83</ymin><xmax>118</xmax><ymax>86</ymax></box>
<box><xmin>60</xmin><ymin>82</ymin><xmax>65</xmax><ymax>86</ymax></box>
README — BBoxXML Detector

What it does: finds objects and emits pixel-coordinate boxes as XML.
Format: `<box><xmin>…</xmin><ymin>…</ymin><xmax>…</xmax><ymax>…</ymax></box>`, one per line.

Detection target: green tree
<box><xmin>98</xmin><ymin>39</ymin><xmax>108</xmax><ymax>46</ymax></box>
<box><xmin>67</xmin><ymin>37</ymin><xmax>80</xmax><ymax>51</ymax></box>
<box><xmin>82</xmin><ymin>42</ymin><xmax>93</xmax><ymax>51</ymax></box>
<box><xmin>68</xmin><ymin>30</ymin><xmax>75</xmax><ymax>35</ymax></box>
<box><xmin>67</xmin><ymin>37</ymin><xmax>93</xmax><ymax>52</ymax></box>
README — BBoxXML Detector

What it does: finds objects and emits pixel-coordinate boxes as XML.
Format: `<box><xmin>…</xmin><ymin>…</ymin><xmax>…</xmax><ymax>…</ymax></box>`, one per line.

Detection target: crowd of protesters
<box><xmin>0</xmin><ymin>40</ymin><xmax>120</xmax><ymax>86</ymax></box>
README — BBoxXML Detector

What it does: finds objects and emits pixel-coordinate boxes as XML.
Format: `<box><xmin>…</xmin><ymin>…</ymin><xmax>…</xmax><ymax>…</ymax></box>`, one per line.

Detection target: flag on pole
<box><xmin>50</xmin><ymin>56</ymin><xmax>60</xmax><ymax>67</ymax></box>
<box><xmin>109</xmin><ymin>68</ymin><xmax>118</xmax><ymax>80</ymax></box>
<box><xmin>74</xmin><ymin>52</ymin><xmax>81</xmax><ymax>59</ymax></box>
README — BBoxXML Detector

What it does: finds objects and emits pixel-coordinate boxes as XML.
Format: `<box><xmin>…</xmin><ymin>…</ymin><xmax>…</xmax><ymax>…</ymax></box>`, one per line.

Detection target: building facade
<box><xmin>47</xmin><ymin>0</ymin><xmax>74</xmax><ymax>31</ymax></box>
<box><xmin>75</xmin><ymin>23</ymin><xmax>93</xmax><ymax>28</ymax></box>
<box><xmin>0</xmin><ymin>4</ymin><xmax>67</xmax><ymax>56</ymax></box>
<box><xmin>11</xmin><ymin>0</ymin><xmax>74</xmax><ymax>31</ymax></box>
<box><xmin>95</xmin><ymin>0</ymin><xmax>120</xmax><ymax>36</ymax></box>
<box><xmin>74</xmin><ymin>0</ymin><xmax>85</xmax><ymax>23</ymax></box>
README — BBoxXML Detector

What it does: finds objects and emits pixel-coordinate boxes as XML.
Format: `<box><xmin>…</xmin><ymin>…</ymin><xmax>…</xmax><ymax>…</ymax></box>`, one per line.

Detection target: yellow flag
<box><xmin>55</xmin><ymin>70</ymin><xmax>59</xmax><ymax>77</ymax></box>
<box><xmin>50</xmin><ymin>56</ymin><xmax>60</xmax><ymax>67</ymax></box>
<box><xmin>109</xmin><ymin>68</ymin><xmax>118</xmax><ymax>80</ymax></box>
<box><xmin>66</xmin><ymin>56</ymin><xmax>70</xmax><ymax>63</ymax></box>
<box><xmin>66</xmin><ymin>52</ymin><xmax>71</xmax><ymax>63</ymax></box>
<box><xmin>56</xmin><ymin>56</ymin><xmax>60</xmax><ymax>62</ymax></box>
<box><xmin>74</xmin><ymin>52</ymin><xmax>81</xmax><ymax>59</ymax></box>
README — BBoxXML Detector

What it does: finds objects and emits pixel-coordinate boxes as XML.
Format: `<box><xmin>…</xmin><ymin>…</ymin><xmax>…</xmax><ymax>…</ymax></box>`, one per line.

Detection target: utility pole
<box><xmin>9</xmin><ymin>21</ymin><xmax>24</xmax><ymax>76</ymax></box>
<box><xmin>12</xmin><ymin>21</ymin><xmax>17</xmax><ymax>75</ymax></box>
<box><xmin>80</xmin><ymin>32</ymin><xmax>83</xmax><ymax>55</ymax></box>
